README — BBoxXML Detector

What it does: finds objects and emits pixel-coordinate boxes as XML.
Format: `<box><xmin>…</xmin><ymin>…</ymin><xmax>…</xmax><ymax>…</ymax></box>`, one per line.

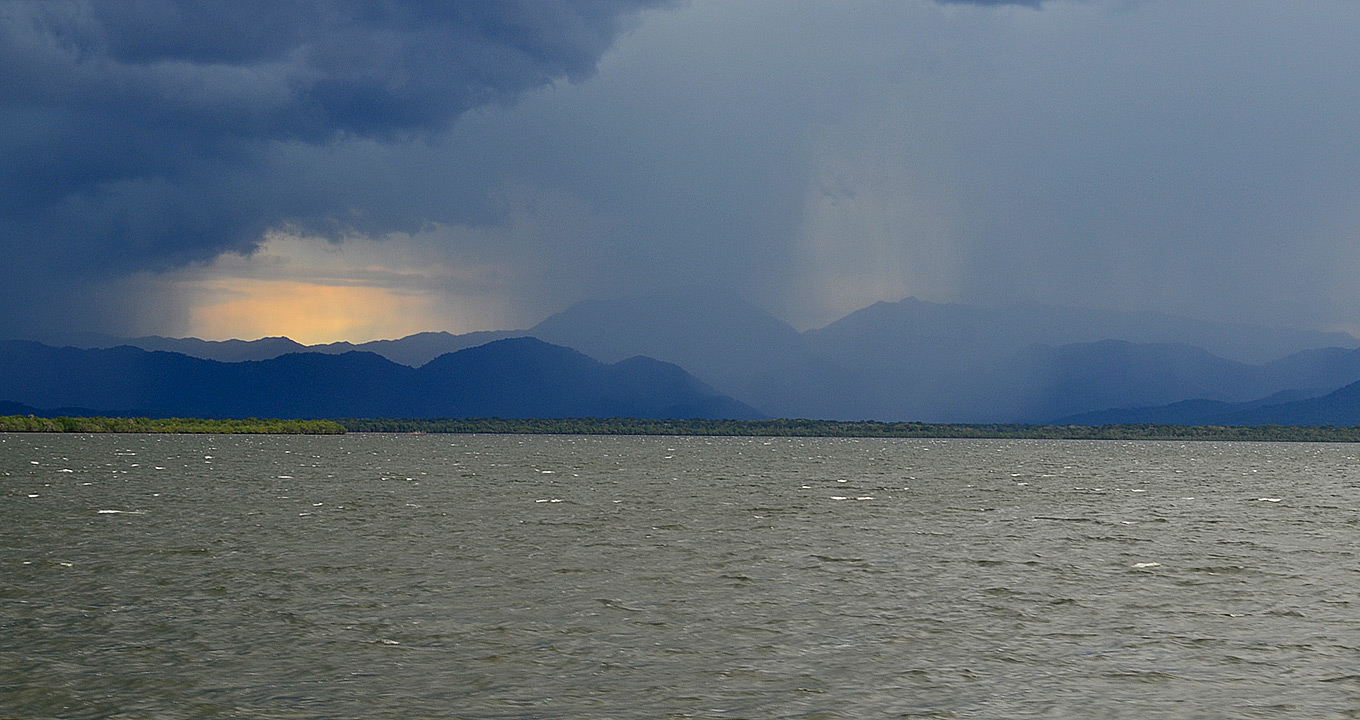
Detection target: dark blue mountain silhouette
<box><xmin>21</xmin><ymin>295</ymin><xmax>1360</xmax><ymax>423</ymax></box>
<box><xmin>528</xmin><ymin>290</ymin><xmax>854</xmax><ymax>419</ymax></box>
<box><xmin>1059</xmin><ymin>381</ymin><xmax>1360</xmax><ymax>426</ymax></box>
<box><xmin>0</xmin><ymin>338</ymin><xmax>761</xmax><ymax>420</ymax></box>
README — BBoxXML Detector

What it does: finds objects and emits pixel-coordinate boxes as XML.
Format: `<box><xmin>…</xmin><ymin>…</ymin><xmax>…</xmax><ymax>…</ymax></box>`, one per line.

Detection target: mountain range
<box><xmin>12</xmin><ymin>293</ymin><xmax>1360</xmax><ymax>424</ymax></box>
<box><xmin>0</xmin><ymin>337</ymin><xmax>759</xmax><ymax>420</ymax></box>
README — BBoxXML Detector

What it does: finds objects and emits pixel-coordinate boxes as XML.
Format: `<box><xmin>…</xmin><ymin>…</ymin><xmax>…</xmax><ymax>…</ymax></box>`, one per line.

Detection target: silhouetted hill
<box><xmin>988</xmin><ymin>341</ymin><xmax>1248</xmax><ymax>422</ymax></box>
<box><xmin>1056</xmin><ymin>388</ymin><xmax>1322</xmax><ymax>425</ymax></box>
<box><xmin>16</xmin><ymin>295</ymin><xmax>1360</xmax><ymax>423</ymax></box>
<box><xmin>1066</xmin><ymin>381</ymin><xmax>1360</xmax><ymax>427</ymax></box>
<box><xmin>0</xmin><ymin>341</ymin><xmax>411</xmax><ymax>418</ymax></box>
<box><xmin>40</xmin><ymin>333</ymin><xmax>312</xmax><ymax>363</ymax></box>
<box><xmin>528</xmin><ymin>291</ymin><xmax>855</xmax><ymax>418</ymax></box>
<box><xmin>1250</xmin><ymin>346</ymin><xmax>1360</xmax><ymax>395</ymax></box>
<box><xmin>806</xmin><ymin>297</ymin><xmax>1358</xmax><ymax>366</ymax></box>
<box><xmin>43</xmin><ymin>330</ymin><xmax>524</xmax><ymax>367</ymax></box>
<box><xmin>1057</xmin><ymin>381</ymin><xmax>1360</xmax><ymax>426</ymax></box>
<box><xmin>525</xmin><ymin>295</ymin><xmax>1360</xmax><ymax>422</ymax></box>
<box><xmin>800</xmin><ymin>298</ymin><xmax>1360</xmax><ymax>422</ymax></box>
<box><xmin>1223</xmin><ymin>381</ymin><xmax>1360</xmax><ymax>425</ymax></box>
<box><xmin>409</xmin><ymin>338</ymin><xmax>758</xmax><ymax>419</ymax></box>
<box><xmin>1002</xmin><ymin>342</ymin><xmax>1360</xmax><ymax>423</ymax></box>
<box><xmin>0</xmin><ymin>339</ymin><xmax>761</xmax><ymax>420</ymax></box>
<box><xmin>311</xmin><ymin>330</ymin><xmax>525</xmax><ymax>366</ymax></box>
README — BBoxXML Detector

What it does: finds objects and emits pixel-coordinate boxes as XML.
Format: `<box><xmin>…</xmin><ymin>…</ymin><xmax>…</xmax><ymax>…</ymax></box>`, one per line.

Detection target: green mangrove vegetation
<box><xmin>337</xmin><ymin>417</ymin><xmax>1360</xmax><ymax>442</ymax></box>
<box><xmin>5</xmin><ymin>414</ymin><xmax>1360</xmax><ymax>441</ymax></box>
<box><xmin>0</xmin><ymin>415</ymin><xmax>346</xmax><ymax>434</ymax></box>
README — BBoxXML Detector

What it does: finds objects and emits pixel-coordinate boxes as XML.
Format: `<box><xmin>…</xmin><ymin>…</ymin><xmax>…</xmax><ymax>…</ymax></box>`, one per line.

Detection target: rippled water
<box><xmin>4</xmin><ymin>433</ymin><xmax>1360</xmax><ymax>718</ymax></box>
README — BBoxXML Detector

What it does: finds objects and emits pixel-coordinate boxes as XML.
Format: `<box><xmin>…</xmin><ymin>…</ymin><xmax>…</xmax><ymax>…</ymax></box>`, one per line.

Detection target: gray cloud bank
<box><xmin>0</xmin><ymin>0</ymin><xmax>667</xmax><ymax>334</ymax></box>
<box><xmin>5</xmin><ymin>0</ymin><xmax>1360</xmax><ymax>341</ymax></box>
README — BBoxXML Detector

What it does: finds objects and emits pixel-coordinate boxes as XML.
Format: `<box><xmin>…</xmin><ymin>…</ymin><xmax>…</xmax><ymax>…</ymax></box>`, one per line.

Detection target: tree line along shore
<box><xmin>0</xmin><ymin>416</ymin><xmax>346</xmax><ymax>434</ymax></box>
<box><xmin>5</xmin><ymin>414</ymin><xmax>1360</xmax><ymax>442</ymax></box>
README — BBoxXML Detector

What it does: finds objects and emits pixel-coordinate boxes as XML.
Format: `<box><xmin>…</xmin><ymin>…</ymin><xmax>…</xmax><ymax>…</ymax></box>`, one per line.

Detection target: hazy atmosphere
<box><xmin>4</xmin><ymin>0</ymin><xmax>1360</xmax><ymax>343</ymax></box>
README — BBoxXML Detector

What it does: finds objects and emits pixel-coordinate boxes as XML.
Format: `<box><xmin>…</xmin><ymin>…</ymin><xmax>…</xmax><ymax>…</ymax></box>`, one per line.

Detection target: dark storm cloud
<box><xmin>0</xmin><ymin>0</ymin><xmax>667</xmax><ymax>335</ymax></box>
<box><xmin>4</xmin><ymin>0</ymin><xmax>664</xmax><ymax>140</ymax></box>
<box><xmin>9</xmin><ymin>0</ymin><xmax>1360</xmax><ymax>344</ymax></box>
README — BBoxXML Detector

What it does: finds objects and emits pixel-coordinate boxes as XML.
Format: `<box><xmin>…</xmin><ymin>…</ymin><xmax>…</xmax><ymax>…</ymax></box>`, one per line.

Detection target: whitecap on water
<box><xmin>1132</xmin><ymin>562</ymin><xmax>1161</xmax><ymax>568</ymax></box>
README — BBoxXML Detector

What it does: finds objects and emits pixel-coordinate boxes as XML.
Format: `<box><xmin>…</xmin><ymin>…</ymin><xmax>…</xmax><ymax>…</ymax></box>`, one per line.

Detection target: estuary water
<box><xmin>4</xmin><ymin>433</ymin><xmax>1360</xmax><ymax>719</ymax></box>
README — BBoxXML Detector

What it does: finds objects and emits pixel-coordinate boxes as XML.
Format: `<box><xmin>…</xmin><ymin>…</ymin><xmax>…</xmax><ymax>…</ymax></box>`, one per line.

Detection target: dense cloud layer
<box><xmin>4</xmin><ymin>0</ymin><xmax>1360</xmax><ymax>342</ymax></box>
<box><xmin>7</xmin><ymin>0</ymin><xmax>665</xmax><ymax>141</ymax></box>
<box><xmin>0</xmin><ymin>0</ymin><xmax>666</xmax><ymax>334</ymax></box>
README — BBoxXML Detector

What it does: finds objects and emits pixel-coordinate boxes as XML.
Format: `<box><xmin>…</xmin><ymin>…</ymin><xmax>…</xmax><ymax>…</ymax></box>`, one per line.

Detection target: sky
<box><xmin>3</xmin><ymin>0</ymin><xmax>1360</xmax><ymax>344</ymax></box>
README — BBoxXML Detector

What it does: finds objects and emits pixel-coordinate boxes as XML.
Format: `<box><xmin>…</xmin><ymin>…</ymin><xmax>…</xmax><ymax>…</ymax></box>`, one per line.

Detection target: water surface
<box><xmin>4</xmin><ymin>433</ymin><xmax>1360</xmax><ymax>718</ymax></box>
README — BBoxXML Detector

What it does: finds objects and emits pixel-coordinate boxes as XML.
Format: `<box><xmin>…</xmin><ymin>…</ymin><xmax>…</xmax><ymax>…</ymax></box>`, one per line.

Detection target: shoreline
<box><xmin>4</xmin><ymin>415</ymin><xmax>1360</xmax><ymax>442</ymax></box>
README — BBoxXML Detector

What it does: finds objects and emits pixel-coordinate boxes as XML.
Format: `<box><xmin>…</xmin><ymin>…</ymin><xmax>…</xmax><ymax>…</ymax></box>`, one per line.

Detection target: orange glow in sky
<box><xmin>189</xmin><ymin>279</ymin><xmax>442</xmax><ymax>345</ymax></box>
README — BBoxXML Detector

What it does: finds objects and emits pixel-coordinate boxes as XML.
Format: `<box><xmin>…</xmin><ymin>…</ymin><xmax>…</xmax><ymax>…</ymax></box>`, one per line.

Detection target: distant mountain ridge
<box><xmin>807</xmin><ymin>297</ymin><xmax>1358</xmax><ymax>366</ymax></box>
<box><xmin>527</xmin><ymin>291</ymin><xmax>855</xmax><ymax>419</ymax></box>
<box><xmin>1057</xmin><ymin>379</ymin><xmax>1360</xmax><ymax>427</ymax></box>
<box><xmin>36</xmin><ymin>330</ymin><xmax>524</xmax><ymax>367</ymax></box>
<box><xmin>0</xmin><ymin>338</ymin><xmax>760</xmax><ymax>420</ymax></box>
<box><xmin>982</xmin><ymin>340</ymin><xmax>1360</xmax><ymax>423</ymax></box>
<box><xmin>19</xmin><ymin>295</ymin><xmax>1360</xmax><ymax>424</ymax></box>
<box><xmin>799</xmin><ymin>298</ymin><xmax>1360</xmax><ymax>421</ymax></box>
<box><xmin>520</xmin><ymin>293</ymin><xmax>1360</xmax><ymax>422</ymax></box>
